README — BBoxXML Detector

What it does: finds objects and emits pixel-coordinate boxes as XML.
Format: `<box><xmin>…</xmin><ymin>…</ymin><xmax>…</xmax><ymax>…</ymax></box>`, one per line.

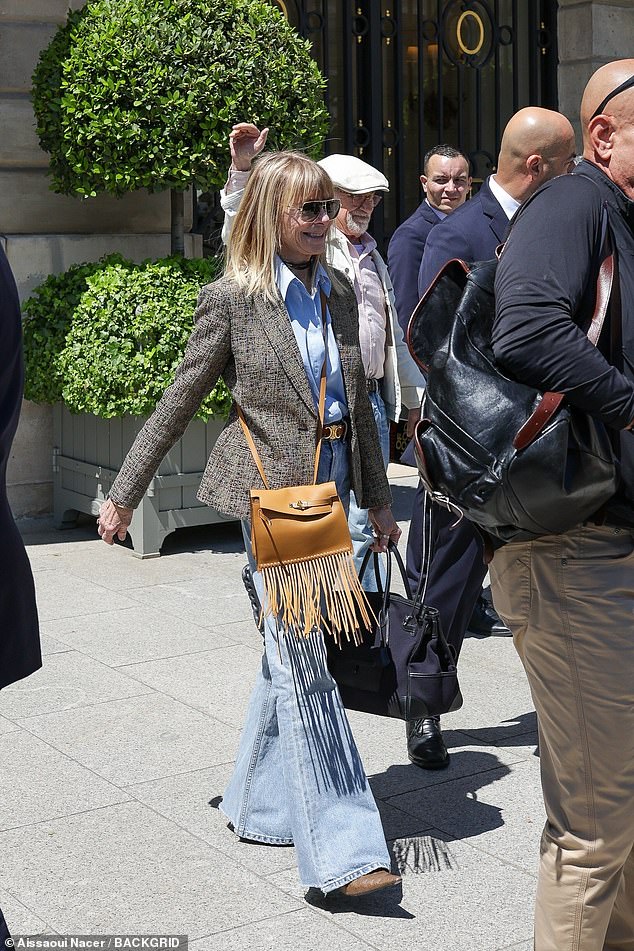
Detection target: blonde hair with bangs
<box><xmin>224</xmin><ymin>151</ymin><xmax>336</xmax><ymax>300</ymax></box>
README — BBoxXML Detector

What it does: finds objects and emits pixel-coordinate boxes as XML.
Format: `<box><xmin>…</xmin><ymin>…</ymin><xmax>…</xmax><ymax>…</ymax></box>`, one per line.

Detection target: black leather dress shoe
<box><xmin>468</xmin><ymin>595</ymin><xmax>512</xmax><ymax>637</ymax></box>
<box><xmin>407</xmin><ymin>716</ymin><xmax>449</xmax><ymax>769</ymax></box>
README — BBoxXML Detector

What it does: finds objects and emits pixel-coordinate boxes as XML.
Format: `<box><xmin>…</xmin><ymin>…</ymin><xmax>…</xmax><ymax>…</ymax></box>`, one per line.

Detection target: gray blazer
<box><xmin>109</xmin><ymin>272</ymin><xmax>392</xmax><ymax>519</ymax></box>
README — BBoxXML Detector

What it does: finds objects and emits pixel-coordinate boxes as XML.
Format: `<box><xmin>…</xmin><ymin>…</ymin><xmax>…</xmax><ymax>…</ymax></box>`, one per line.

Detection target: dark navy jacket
<box><xmin>0</xmin><ymin>246</ymin><xmax>41</xmax><ymax>689</ymax></box>
<box><xmin>494</xmin><ymin>160</ymin><xmax>634</xmax><ymax>524</ymax></box>
<box><xmin>418</xmin><ymin>177</ymin><xmax>508</xmax><ymax>297</ymax></box>
<box><xmin>387</xmin><ymin>200</ymin><xmax>441</xmax><ymax>335</ymax></box>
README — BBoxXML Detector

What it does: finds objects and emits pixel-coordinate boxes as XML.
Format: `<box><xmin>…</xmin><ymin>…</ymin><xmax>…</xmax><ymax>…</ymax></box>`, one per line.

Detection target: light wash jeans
<box><xmin>348</xmin><ymin>390</ymin><xmax>391</xmax><ymax>589</ymax></box>
<box><xmin>220</xmin><ymin>439</ymin><xmax>391</xmax><ymax>892</ymax></box>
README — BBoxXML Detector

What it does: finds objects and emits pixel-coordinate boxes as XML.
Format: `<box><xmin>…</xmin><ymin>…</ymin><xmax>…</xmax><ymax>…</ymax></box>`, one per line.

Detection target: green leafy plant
<box><xmin>31</xmin><ymin>0</ymin><xmax>329</xmax><ymax>199</ymax></box>
<box><xmin>22</xmin><ymin>253</ymin><xmax>132</xmax><ymax>406</ymax></box>
<box><xmin>23</xmin><ymin>254</ymin><xmax>230</xmax><ymax>421</ymax></box>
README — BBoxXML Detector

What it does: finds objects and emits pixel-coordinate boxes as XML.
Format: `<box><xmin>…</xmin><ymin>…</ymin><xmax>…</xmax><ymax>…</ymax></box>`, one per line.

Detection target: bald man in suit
<box><xmin>405</xmin><ymin>108</ymin><xmax>576</xmax><ymax>770</ymax></box>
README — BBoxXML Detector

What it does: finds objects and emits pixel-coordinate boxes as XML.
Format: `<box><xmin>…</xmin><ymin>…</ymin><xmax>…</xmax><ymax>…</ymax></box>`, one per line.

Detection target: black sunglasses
<box><xmin>591</xmin><ymin>74</ymin><xmax>634</xmax><ymax>120</ymax></box>
<box><xmin>289</xmin><ymin>199</ymin><xmax>341</xmax><ymax>222</ymax></box>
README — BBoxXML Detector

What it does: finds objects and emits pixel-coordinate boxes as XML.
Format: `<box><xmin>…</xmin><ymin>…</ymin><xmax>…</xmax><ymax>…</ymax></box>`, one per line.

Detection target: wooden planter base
<box><xmin>53</xmin><ymin>404</ymin><xmax>235</xmax><ymax>557</ymax></box>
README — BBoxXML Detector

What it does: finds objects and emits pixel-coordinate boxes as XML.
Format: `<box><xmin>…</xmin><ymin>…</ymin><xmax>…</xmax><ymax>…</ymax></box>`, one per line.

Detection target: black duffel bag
<box><xmin>326</xmin><ymin>542</ymin><xmax>462</xmax><ymax>720</ymax></box>
<box><xmin>406</xmin><ymin>227</ymin><xmax>619</xmax><ymax>543</ymax></box>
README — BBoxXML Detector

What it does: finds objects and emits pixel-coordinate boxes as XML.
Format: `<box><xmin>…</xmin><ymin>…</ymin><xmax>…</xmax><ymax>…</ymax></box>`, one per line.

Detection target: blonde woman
<box><xmin>97</xmin><ymin>151</ymin><xmax>402</xmax><ymax>898</ymax></box>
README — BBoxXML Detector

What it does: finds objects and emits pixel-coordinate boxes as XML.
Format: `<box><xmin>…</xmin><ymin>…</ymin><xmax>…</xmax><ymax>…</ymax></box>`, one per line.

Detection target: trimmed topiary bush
<box><xmin>23</xmin><ymin>254</ymin><xmax>230</xmax><ymax>421</ymax></box>
<box><xmin>31</xmin><ymin>0</ymin><xmax>329</xmax><ymax>199</ymax></box>
<box><xmin>22</xmin><ymin>253</ymin><xmax>132</xmax><ymax>406</ymax></box>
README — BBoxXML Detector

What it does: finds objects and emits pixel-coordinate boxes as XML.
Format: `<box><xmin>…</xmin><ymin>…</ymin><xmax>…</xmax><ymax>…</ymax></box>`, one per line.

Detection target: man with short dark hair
<box><xmin>388</xmin><ymin>144</ymin><xmax>471</xmax><ymax>336</ymax></box>
<box><xmin>491</xmin><ymin>61</ymin><xmax>634</xmax><ymax>950</ymax></box>
<box><xmin>387</xmin><ymin>144</ymin><xmax>480</xmax><ymax>770</ymax></box>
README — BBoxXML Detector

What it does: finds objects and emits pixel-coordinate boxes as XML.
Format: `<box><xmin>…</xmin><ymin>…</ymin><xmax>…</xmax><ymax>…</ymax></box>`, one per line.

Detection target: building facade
<box><xmin>2</xmin><ymin>0</ymin><xmax>633</xmax><ymax>518</ymax></box>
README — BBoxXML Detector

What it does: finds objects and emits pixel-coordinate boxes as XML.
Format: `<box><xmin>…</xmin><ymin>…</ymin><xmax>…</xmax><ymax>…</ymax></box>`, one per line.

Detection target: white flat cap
<box><xmin>318</xmin><ymin>154</ymin><xmax>389</xmax><ymax>193</ymax></box>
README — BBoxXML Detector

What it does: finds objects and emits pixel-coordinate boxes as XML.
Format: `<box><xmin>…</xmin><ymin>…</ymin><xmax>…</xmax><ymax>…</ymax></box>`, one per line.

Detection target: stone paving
<box><xmin>0</xmin><ymin>465</ymin><xmax>540</xmax><ymax>950</ymax></box>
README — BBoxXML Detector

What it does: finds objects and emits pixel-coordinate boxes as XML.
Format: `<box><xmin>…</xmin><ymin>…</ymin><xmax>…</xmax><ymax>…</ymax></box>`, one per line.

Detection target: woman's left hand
<box><xmin>368</xmin><ymin>505</ymin><xmax>401</xmax><ymax>553</ymax></box>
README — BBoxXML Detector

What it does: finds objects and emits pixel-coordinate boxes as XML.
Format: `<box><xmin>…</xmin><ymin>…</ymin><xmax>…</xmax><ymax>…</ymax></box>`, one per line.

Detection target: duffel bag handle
<box><xmin>358</xmin><ymin>541</ymin><xmax>413</xmax><ymax>602</ymax></box>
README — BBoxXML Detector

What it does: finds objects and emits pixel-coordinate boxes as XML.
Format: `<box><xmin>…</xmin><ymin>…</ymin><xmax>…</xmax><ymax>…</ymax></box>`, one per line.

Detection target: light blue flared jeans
<box><xmin>220</xmin><ymin>439</ymin><xmax>391</xmax><ymax>892</ymax></box>
<box><xmin>348</xmin><ymin>390</ymin><xmax>390</xmax><ymax>589</ymax></box>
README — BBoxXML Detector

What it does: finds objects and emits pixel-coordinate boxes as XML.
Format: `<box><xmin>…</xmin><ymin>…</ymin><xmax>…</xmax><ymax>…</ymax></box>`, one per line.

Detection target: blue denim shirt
<box><xmin>275</xmin><ymin>257</ymin><xmax>348</xmax><ymax>424</ymax></box>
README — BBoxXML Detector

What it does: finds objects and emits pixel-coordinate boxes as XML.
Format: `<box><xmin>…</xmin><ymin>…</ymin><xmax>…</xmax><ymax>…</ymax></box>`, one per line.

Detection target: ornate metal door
<box><xmin>272</xmin><ymin>0</ymin><xmax>558</xmax><ymax>251</ymax></box>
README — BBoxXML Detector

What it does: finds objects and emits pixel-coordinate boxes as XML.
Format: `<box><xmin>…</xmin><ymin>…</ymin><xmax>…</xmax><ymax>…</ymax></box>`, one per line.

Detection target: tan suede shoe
<box><xmin>338</xmin><ymin>869</ymin><xmax>402</xmax><ymax>897</ymax></box>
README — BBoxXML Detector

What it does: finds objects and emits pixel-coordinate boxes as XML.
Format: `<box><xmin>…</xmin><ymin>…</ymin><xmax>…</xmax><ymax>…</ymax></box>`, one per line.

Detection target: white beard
<box><xmin>343</xmin><ymin>210</ymin><xmax>370</xmax><ymax>237</ymax></box>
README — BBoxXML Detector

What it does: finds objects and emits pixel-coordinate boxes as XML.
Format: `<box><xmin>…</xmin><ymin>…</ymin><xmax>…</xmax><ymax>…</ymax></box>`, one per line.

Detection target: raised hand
<box><xmin>229</xmin><ymin>123</ymin><xmax>269</xmax><ymax>172</ymax></box>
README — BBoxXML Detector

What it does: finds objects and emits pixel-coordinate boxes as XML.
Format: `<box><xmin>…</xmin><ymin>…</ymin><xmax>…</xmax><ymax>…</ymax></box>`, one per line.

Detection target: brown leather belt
<box><xmin>322</xmin><ymin>420</ymin><xmax>348</xmax><ymax>440</ymax></box>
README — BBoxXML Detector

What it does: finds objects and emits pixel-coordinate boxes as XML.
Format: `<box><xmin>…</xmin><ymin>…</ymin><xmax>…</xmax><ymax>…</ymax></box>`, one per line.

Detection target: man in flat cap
<box><xmin>221</xmin><ymin>127</ymin><xmax>425</xmax><ymax>580</ymax></box>
<box><xmin>316</xmin><ymin>152</ymin><xmax>424</xmax><ymax>575</ymax></box>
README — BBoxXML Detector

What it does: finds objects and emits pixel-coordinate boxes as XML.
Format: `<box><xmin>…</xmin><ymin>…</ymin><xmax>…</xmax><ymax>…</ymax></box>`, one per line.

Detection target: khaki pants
<box><xmin>490</xmin><ymin>524</ymin><xmax>634</xmax><ymax>951</ymax></box>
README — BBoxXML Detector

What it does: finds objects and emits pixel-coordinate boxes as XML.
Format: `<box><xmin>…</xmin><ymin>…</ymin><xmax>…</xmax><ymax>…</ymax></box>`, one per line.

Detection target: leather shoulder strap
<box><xmin>587</xmin><ymin>203</ymin><xmax>614</xmax><ymax>346</ymax></box>
<box><xmin>312</xmin><ymin>289</ymin><xmax>329</xmax><ymax>484</ymax></box>
<box><xmin>237</xmin><ymin>289</ymin><xmax>329</xmax><ymax>487</ymax></box>
<box><xmin>513</xmin><ymin>207</ymin><xmax>614</xmax><ymax>451</ymax></box>
<box><xmin>236</xmin><ymin>405</ymin><xmax>269</xmax><ymax>489</ymax></box>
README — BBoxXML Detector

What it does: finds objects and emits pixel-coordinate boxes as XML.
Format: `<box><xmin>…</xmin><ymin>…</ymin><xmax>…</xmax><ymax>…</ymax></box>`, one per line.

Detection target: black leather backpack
<box><xmin>406</xmin><ymin>239</ymin><xmax>618</xmax><ymax>544</ymax></box>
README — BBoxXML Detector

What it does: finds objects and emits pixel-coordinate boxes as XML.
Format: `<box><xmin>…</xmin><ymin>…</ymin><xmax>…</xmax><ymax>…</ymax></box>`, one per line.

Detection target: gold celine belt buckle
<box><xmin>323</xmin><ymin>422</ymin><xmax>345</xmax><ymax>440</ymax></box>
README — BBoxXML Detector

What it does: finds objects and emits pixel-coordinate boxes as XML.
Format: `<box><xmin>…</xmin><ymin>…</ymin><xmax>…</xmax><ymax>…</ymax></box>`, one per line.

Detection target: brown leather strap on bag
<box><xmin>237</xmin><ymin>289</ymin><xmax>329</xmax><ymax>486</ymax></box>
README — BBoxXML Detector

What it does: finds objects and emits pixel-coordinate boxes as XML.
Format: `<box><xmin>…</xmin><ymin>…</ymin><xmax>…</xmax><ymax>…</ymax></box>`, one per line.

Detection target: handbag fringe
<box><xmin>260</xmin><ymin>549</ymin><xmax>373</xmax><ymax>645</ymax></box>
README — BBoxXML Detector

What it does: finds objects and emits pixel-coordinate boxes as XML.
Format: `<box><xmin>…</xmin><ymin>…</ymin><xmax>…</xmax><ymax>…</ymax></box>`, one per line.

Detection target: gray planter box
<box><xmin>53</xmin><ymin>403</ymin><xmax>235</xmax><ymax>558</ymax></box>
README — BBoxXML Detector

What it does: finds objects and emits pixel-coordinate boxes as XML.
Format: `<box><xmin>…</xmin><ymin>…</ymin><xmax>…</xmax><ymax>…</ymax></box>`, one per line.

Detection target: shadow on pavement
<box><xmin>159</xmin><ymin>519</ymin><xmax>244</xmax><ymax>555</ymax></box>
<box><xmin>370</xmin><ymin>750</ymin><xmax>510</xmax><ymax>838</ymax></box>
<box><xmin>19</xmin><ymin>513</ymin><xmax>246</xmax><ymax>556</ymax></box>
<box><xmin>305</xmin><ymin>881</ymin><xmax>413</xmax><ymax>918</ymax></box>
<box><xmin>454</xmin><ymin>711</ymin><xmax>538</xmax><ymax>749</ymax></box>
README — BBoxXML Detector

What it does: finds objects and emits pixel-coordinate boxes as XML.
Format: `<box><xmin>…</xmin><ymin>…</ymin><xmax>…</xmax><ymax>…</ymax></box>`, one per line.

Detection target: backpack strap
<box><xmin>513</xmin><ymin>204</ymin><xmax>614</xmax><ymax>451</ymax></box>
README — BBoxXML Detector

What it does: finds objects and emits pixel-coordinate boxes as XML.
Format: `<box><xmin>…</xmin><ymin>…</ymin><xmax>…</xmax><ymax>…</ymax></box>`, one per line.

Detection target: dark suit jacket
<box><xmin>387</xmin><ymin>200</ymin><xmax>441</xmax><ymax>335</ymax></box>
<box><xmin>110</xmin><ymin>272</ymin><xmax>391</xmax><ymax>519</ymax></box>
<box><xmin>418</xmin><ymin>177</ymin><xmax>509</xmax><ymax>297</ymax></box>
<box><xmin>0</xmin><ymin>246</ymin><xmax>41</xmax><ymax>690</ymax></box>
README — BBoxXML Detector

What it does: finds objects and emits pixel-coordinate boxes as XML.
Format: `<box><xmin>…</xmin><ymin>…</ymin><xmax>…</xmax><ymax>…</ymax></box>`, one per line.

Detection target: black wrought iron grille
<box><xmin>270</xmin><ymin>0</ymin><xmax>558</xmax><ymax>253</ymax></box>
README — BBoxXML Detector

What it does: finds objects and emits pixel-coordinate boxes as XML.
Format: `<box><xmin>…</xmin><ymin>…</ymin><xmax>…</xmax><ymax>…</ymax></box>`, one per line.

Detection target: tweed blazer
<box><xmin>109</xmin><ymin>272</ymin><xmax>392</xmax><ymax>520</ymax></box>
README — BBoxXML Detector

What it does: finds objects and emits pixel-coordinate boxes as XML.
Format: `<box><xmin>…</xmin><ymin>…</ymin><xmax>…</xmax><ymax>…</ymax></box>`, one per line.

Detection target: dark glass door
<box><xmin>272</xmin><ymin>0</ymin><xmax>558</xmax><ymax>252</ymax></box>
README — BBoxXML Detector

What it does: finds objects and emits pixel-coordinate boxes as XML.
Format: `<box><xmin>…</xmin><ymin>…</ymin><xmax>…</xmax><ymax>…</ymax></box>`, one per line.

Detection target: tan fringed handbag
<box><xmin>236</xmin><ymin>294</ymin><xmax>372</xmax><ymax>646</ymax></box>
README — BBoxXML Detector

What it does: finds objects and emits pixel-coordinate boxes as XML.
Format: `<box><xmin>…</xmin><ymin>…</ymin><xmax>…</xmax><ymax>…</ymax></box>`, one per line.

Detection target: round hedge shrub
<box><xmin>23</xmin><ymin>253</ymin><xmax>134</xmax><ymax>406</ymax></box>
<box><xmin>32</xmin><ymin>0</ymin><xmax>329</xmax><ymax>197</ymax></box>
<box><xmin>23</xmin><ymin>254</ymin><xmax>230</xmax><ymax>421</ymax></box>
